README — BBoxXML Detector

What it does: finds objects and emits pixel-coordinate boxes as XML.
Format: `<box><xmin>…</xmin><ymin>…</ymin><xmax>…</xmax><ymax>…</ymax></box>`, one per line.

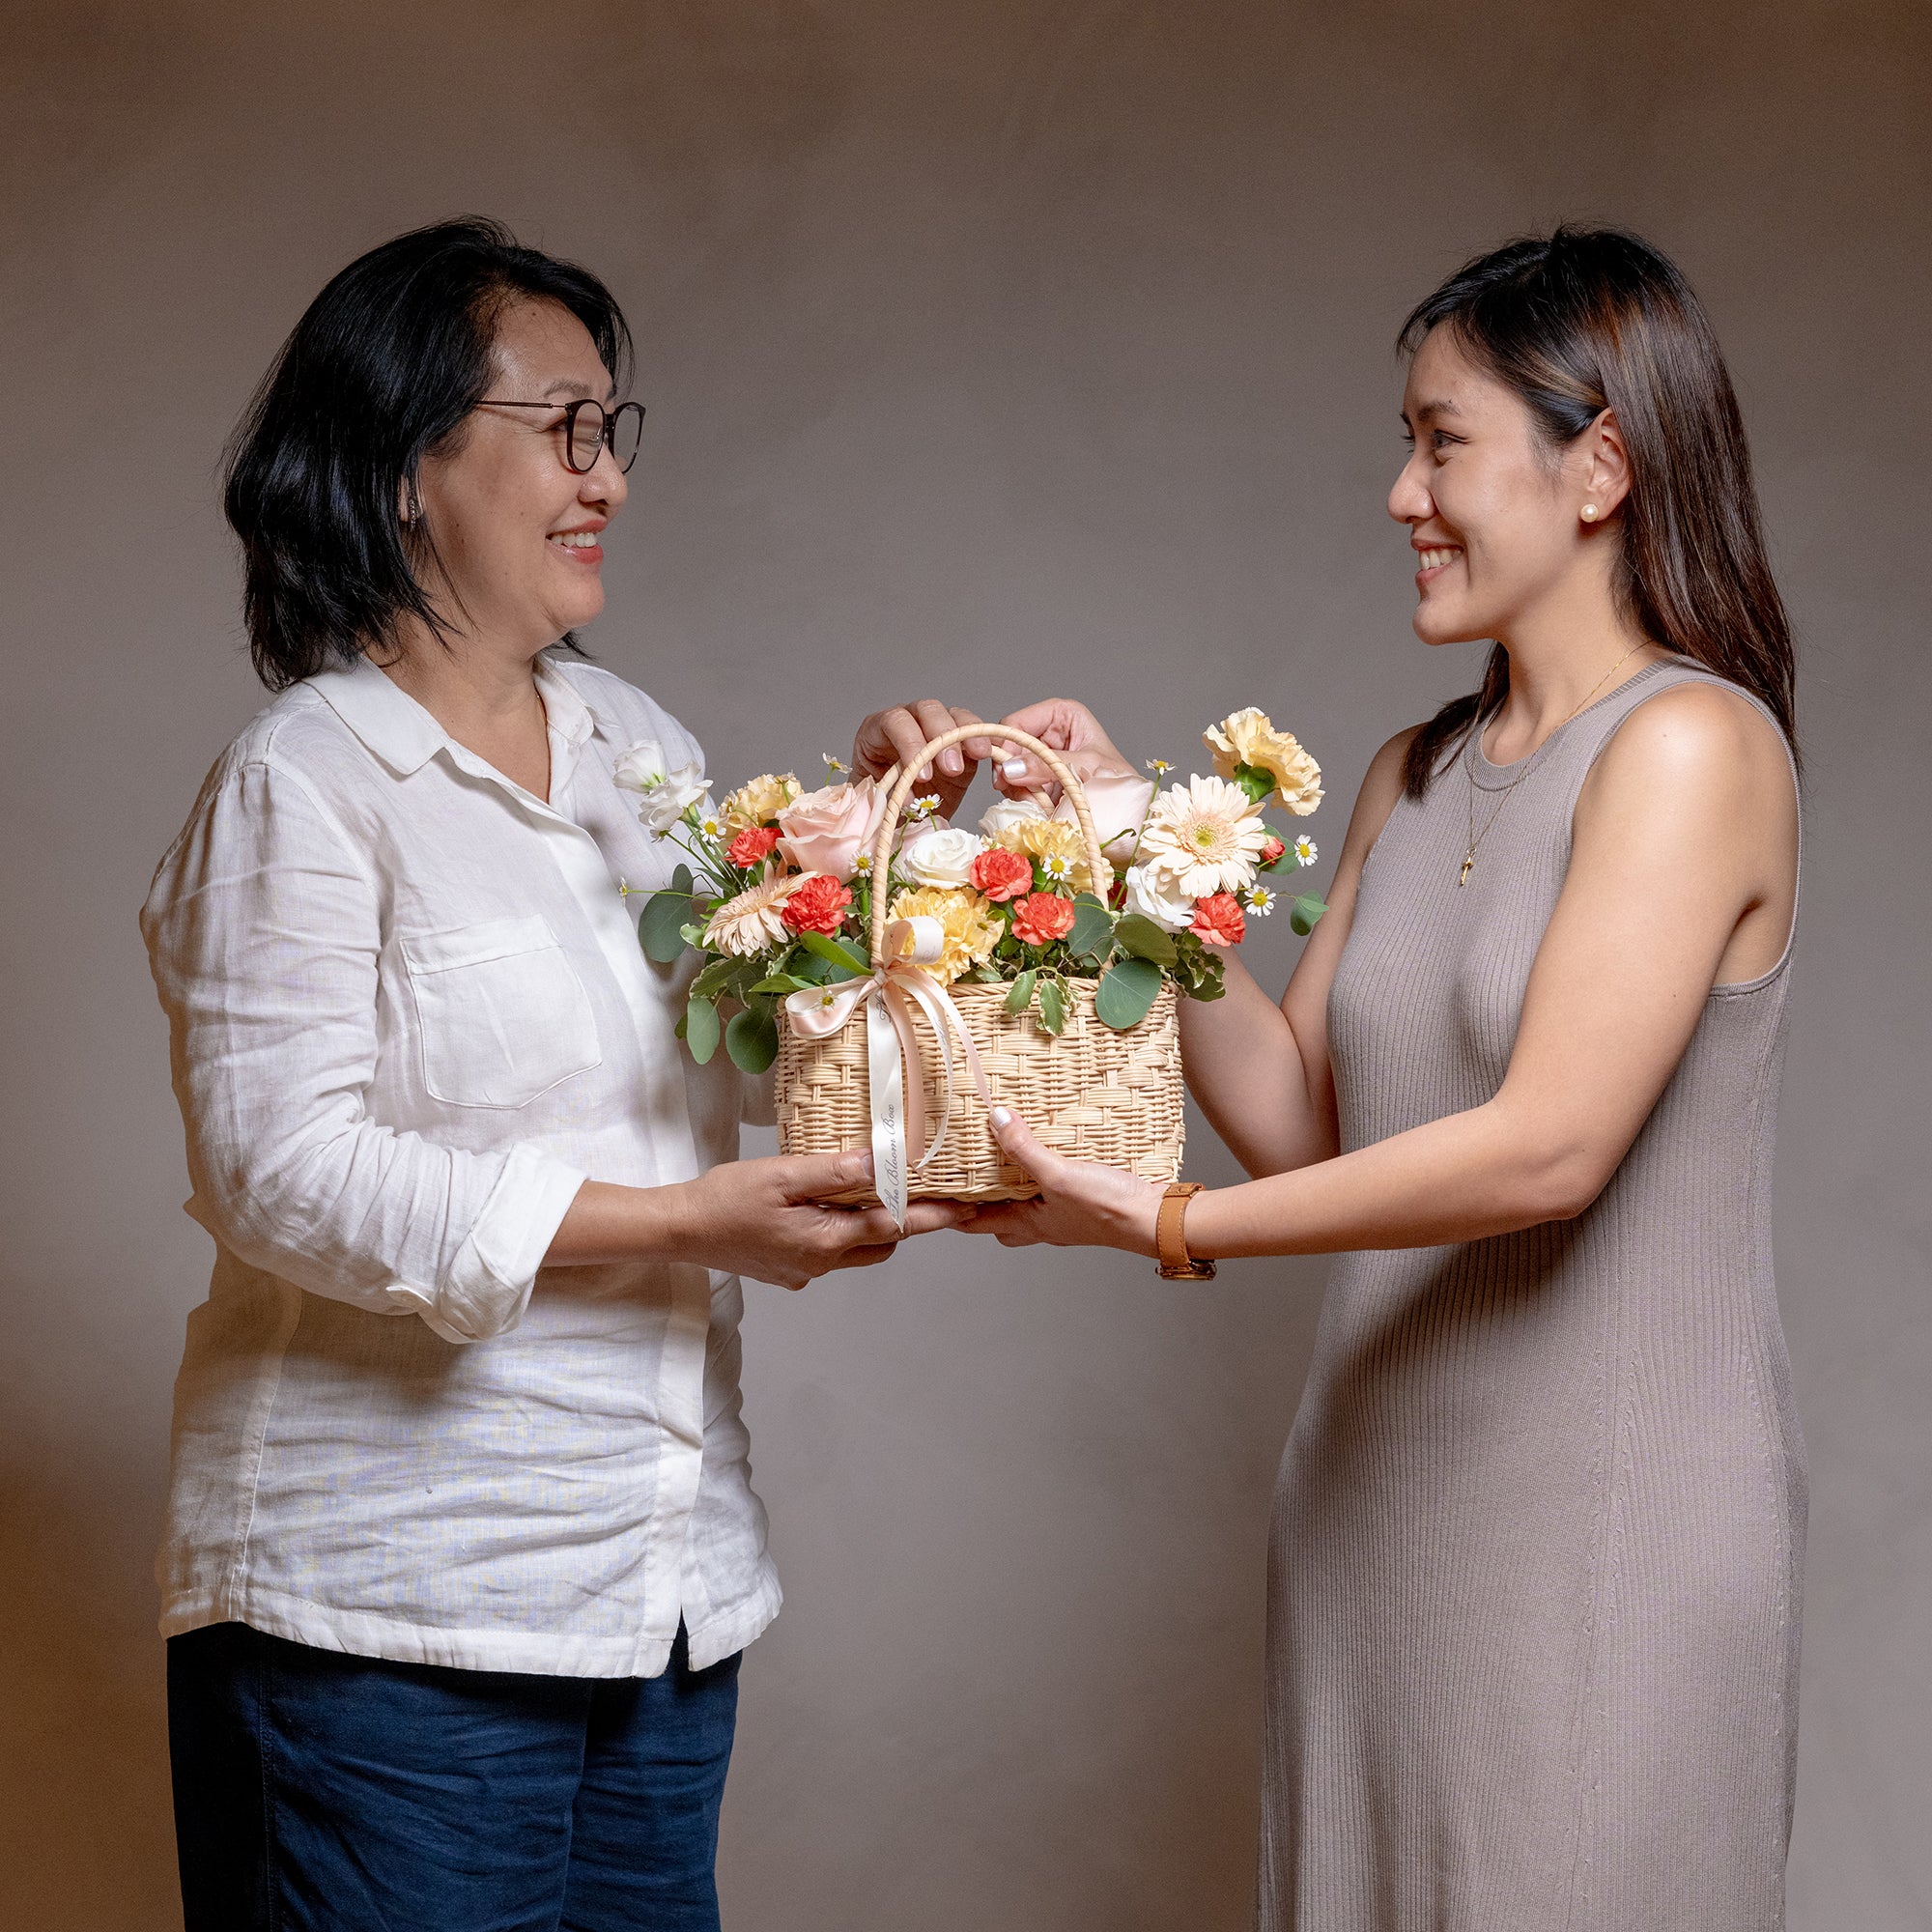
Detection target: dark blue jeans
<box><xmin>167</xmin><ymin>1621</ymin><xmax>741</xmax><ymax>1932</ymax></box>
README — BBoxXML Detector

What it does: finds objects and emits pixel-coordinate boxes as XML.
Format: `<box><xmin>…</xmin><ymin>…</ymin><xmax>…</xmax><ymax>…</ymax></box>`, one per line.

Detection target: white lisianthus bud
<box><xmin>1123</xmin><ymin>861</ymin><xmax>1194</xmax><ymax>933</ymax></box>
<box><xmin>612</xmin><ymin>739</ymin><xmax>709</xmax><ymax>836</ymax></box>
<box><xmin>900</xmin><ymin>824</ymin><xmax>985</xmax><ymax>888</ymax></box>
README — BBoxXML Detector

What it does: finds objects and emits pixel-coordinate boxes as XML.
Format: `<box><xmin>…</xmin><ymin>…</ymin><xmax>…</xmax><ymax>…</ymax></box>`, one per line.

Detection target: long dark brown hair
<box><xmin>1396</xmin><ymin>227</ymin><xmax>1796</xmax><ymax>797</ymax></box>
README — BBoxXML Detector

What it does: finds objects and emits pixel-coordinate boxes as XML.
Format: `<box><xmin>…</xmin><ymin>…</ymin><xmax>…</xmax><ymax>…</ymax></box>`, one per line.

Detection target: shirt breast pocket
<box><xmin>400</xmin><ymin>915</ymin><xmax>603</xmax><ymax>1109</ymax></box>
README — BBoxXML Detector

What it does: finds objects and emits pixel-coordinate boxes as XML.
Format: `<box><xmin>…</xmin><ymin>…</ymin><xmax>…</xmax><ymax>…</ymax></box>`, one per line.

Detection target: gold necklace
<box><xmin>1459</xmin><ymin>642</ymin><xmax>1649</xmax><ymax>887</ymax></box>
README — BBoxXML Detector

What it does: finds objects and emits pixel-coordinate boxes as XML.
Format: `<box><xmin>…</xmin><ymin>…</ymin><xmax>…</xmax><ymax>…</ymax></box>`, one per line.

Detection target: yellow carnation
<box><xmin>723</xmin><ymin>772</ymin><xmax>803</xmax><ymax>831</ymax></box>
<box><xmin>886</xmin><ymin>886</ymin><xmax>1002</xmax><ymax>986</ymax></box>
<box><xmin>990</xmin><ymin>814</ymin><xmax>1099</xmax><ymax>895</ymax></box>
<box><xmin>1203</xmin><ymin>708</ymin><xmax>1322</xmax><ymax>815</ymax></box>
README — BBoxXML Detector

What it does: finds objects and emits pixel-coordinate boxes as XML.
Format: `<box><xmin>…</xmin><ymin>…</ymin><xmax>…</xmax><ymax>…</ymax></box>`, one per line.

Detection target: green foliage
<box><xmin>724</xmin><ymin>1005</ymin><xmax>780</xmax><ymax>1074</ymax></box>
<box><xmin>1036</xmin><ymin>974</ymin><xmax>1068</xmax><ymax>1037</ymax></box>
<box><xmin>796</xmin><ymin>930</ymin><xmax>868</xmax><ymax>979</ymax></box>
<box><xmin>1004</xmin><ymin>968</ymin><xmax>1037</xmax><ymax>1016</ymax></box>
<box><xmin>1290</xmin><ymin>893</ymin><xmax>1329</xmax><ymax>937</ymax></box>
<box><xmin>1094</xmin><ymin>955</ymin><xmax>1162</xmax><ymax>1030</ymax></box>
<box><xmin>1065</xmin><ymin>894</ymin><xmax>1116</xmax><ymax>964</ymax></box>
<box><xmin>1113</xmin><ymin>913</ymin><xmax>1178</xmax><ymax>969</ymax></box>
<box><xmin>639</xmin><ymin>868</ymin><xmax>697</xmax><ymax>962</ymax></box>
<box><xmin>686</xmin><ymin>997</ymin><xmax>722</xmax><ymax>1064</ymax></box>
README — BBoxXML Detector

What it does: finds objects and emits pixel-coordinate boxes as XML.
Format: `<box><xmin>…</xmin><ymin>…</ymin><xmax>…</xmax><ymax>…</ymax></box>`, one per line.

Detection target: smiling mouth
<box><xmin>549</xmin><ymin>530</ymin><xmax>603</xmax><ymax>559</ymax></box>
<box><xmin>1414</xmin><ymin>545</ymin><xmax>1461</xmax><ymax>577</ymax></box>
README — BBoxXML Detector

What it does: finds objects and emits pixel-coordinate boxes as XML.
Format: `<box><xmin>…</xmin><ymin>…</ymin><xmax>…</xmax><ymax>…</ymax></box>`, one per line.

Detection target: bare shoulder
<box><xmin>1586</xmin><ymin>681</ymin><xmax>1794</xmax><ymax>822</ymax></box>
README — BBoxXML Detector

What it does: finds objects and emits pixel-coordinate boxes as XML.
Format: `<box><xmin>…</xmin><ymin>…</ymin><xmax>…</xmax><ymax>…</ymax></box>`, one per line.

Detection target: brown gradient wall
<box><xmin>3</xmin><ymin>4</ymin><xmax>1927</xmax><ymax>1926</ymax></box>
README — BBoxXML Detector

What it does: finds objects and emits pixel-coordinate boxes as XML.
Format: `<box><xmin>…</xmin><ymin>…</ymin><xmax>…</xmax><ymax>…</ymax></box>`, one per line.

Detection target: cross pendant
<box><xmin>1459</xmin><ymin>855</ymin><xmax>1474</xmax><ymax>888</ymax></box>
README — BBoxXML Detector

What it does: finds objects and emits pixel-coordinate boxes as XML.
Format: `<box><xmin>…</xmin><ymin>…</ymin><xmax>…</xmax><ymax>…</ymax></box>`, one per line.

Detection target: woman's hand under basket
<box><xmin>956</xmin><ymin>1106</ymin><xmax>1165</xmax><ymax>1258</ymax></box>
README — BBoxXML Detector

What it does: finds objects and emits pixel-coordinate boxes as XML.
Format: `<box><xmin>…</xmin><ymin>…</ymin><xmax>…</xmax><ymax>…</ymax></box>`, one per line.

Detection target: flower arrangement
<box><xmin>616</xmin><ymin>710</ymin><xmax>1326</xmax><ymax>1077</ymax></box>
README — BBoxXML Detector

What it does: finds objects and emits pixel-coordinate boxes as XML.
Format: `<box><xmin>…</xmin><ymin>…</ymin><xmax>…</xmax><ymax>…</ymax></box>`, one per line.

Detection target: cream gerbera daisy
<box><xmin>1204</xmin><ymin>708</ymin><xmax>1323</xmax><ymax>815</ymax></box>
<box><xmin>701</xmin><ymin>869</ymin><xmax>807</xmax><ymax>956</ymax></box>
<box><xmin>722</xmin><ymin>772</ymin><xmax>803</xmax><ymax>832</ymax></box>
<box><xmin>991</xmin><ymin>814</ymin><xmax>1098</xmax><ymax>895</ymax></box>
<box><xmin>887</xmin><ymin>886</ymin><xmax>1002</xmax><ymax>986</ymax></box>
<box><xmin>1139</xmin><ymin>774</ymin><xmax>1270</xmax><ymax>897</ymax></box>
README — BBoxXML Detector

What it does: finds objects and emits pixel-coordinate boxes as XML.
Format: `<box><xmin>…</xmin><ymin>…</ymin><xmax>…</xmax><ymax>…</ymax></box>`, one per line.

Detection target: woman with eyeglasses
<box><xmin>142</xmin><ymin>217</ymin><xmax>966</xmax><ymax>1932</ymax></box>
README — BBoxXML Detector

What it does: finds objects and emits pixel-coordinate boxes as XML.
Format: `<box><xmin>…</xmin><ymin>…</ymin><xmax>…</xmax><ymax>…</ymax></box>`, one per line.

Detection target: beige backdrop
<box><xmin>3</xmin><ymin>3</ymin><xmax>1927</xmax><ymax>1927</ymax></box>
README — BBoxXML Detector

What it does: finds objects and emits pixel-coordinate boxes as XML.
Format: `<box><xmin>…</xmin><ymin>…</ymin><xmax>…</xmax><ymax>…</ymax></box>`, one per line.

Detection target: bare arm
<box><xmin>969</xmin><ymin>685</ymin><xmax>1798</xmax><ymax>1259</ymax></box>
<box><xmin>1179</xmin><ymin>727</ymin><xmax>1416</xmax><ymax>1177</ymax></box>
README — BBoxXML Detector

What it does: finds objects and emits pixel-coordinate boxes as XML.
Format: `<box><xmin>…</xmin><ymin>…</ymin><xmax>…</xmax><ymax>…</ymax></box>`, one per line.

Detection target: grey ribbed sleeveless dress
<box><xmin>1257</xmin><ymin>660</ymin><xmax>1804</xmax><ymax>1932</ymax></box>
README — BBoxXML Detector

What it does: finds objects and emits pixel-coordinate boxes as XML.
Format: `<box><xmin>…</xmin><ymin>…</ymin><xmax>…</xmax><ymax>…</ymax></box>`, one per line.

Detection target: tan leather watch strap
<box><xmin>1155</xmin><ymin>1181</ymin><xmax>1216</xmax><ymax>1280</ymax></box>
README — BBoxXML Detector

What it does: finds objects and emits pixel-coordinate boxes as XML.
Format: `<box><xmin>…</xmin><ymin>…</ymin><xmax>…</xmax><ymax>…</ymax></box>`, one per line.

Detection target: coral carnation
<box><xmin>781</xmin><ymin>872</ymin><xmax>854</xmax><ymax>937</ymax></box>
<box><xmin>1190</xmin><ymin>892</ymin><xmax>1247</xmax><ymax>948</ymax></box>
<box><xmin>727</xmin><ymin>824</ymin><xmax>781</xmax><ymax>869</ymax></box>
<box><xmin>1011</xmin><ymin>892</ymin><xmax>1077</xmax><ymax>949</ymax></box>
<box><xmin>970</xmin><ymin>846</ymin><xmax>1034</xmax><ymax>902</ymax></box>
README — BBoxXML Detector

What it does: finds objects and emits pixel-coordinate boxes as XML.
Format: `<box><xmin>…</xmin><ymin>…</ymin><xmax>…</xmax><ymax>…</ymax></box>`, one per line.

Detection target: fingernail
<box><xmin>943</xmin><ymin>750</ymin><xmax>962</xmax><ymax>775</ymax></box>
<box><xmin>1002</xmin><ymin>758</ymin><xmax>1027</xmax><ymax>782</ymax></box>
<box><xmin>989</xmin><ymin>1106</ymin><xmax>1012</xmax><ymax>1128</ymax></box>
<box><xmin>855</xmin><ymin>1151</ymin><xmax>874</xmax><ymax>1176</ymax></box>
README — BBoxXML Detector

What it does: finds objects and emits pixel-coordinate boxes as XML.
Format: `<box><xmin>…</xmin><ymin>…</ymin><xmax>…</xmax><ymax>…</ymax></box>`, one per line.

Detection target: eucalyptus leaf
<box><xmin>639</xmin><ymin>889</ymin><xmax>696</xmax><ymax>963</ymax></box>
<box><xmin>686</xmin><ymin>997</ymin><xmax>722</xmax><ymax>1064</ymax></box>
<box><xmin>1004</xmin><ymin>968</ymin><xmax>1037</xmax><ymax>1016</ymax></box>
<box><xmin>1094</xmin><ymin>955</ymin><xmax>1162</xmax><ymax>1031</ymax></box>
<box><xmin>788</xmin><ymin>950</ymin><xmax>841</xmax><ymax>985</ymax></box>
<box><xmin>1065</xmin><ymin>895</ymin><xmax>1116</xmax><ymax>962</ymax></box>
<box><xmin>671</xmin><ymin>863</ymin><xmax>695</xmax><ymax>895</ymax></box>
<box><xmin>724</xmin><ymin>1006</ymin><xmax>780</xmax><ymax>1075</ymax></box>
<box><xmin>1233</xmin><ymin>762</ymin><xmax>1277</xmax><ymax>807</ymax></box>
<box><xmin>1113</xmin><ymin>913</ymin><xmax>1179</xmax><ymax>968</ymax></box>
<box><xmin>1036</xmin><ymin>975</ymin><xmax>1068</xmax><ymax>1037</ymax></box>
<box><xmin>1290</xmin><ymin>893</ymin><xmax>1329</xmax><ymax>938</ymax></box>
<box><xmin>797</xmin><ymin>929</ymin><xmax>869</xmax><ymax>979</ymax></box>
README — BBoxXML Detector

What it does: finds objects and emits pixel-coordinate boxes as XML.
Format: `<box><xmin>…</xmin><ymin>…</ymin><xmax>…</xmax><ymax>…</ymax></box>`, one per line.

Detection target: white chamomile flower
<box><xmin>854</xmin><ymin>851</ymin><xmax>873</xmax><ymax>874</ymax></box>
<box><xmin>823</xmin><ymin>753</ymin><xmax>848</xmax><ymax>775</ymax></box>
<box><xmin>1244</xmin><ymin>884</ymin><xmax>1277</xmax><ymax>917</ymax></box>
<box><xmin>909</xmin><ymin>793</ymin><xmax>943</xmax><ymax>821</ymax></box>
<box><xmin>1039</xmin><ymin>851</ymin><xmax>1073</xmax><ymax>883</ymax></box>
<box><xmin>694</xmin><ymin>800</ymin><xmax>726</xmax><ymax>839</ymax></box>
<box><xmin>1293</xmin><ymin>835</ymin><xmax>1318</xmax><ymax>866</ymax></box>
<box><xmin>1146</xmin><ymin>756</ymin><xmax>1173</xmax><ymax>775</ymax></box>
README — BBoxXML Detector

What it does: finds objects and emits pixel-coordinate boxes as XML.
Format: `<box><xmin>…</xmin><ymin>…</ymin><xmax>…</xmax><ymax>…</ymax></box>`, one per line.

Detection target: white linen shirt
<box><xmin>141</xmin><ymin>652</ymin><xmax>780</xmax><ymax>1677</ymax></box>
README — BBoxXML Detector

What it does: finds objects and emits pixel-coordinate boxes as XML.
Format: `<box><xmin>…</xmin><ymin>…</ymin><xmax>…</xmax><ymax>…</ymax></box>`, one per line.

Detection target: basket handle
<box><xmin>866</xmin><ymin>724</ymin><xmax>1111</xmax><ymax>967</ymax></box>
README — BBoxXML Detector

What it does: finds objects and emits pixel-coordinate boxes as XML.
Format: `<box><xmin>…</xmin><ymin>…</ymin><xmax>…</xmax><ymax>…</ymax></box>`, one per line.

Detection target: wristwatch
<box><xmin>1155</xmin><ymin>1181</ymin><xmax>1217</xmax><ymax>1280</ymax></box>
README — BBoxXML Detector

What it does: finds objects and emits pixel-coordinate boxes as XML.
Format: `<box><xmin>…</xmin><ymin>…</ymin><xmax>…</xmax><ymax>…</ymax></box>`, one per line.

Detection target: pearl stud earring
<box><xmin>1581</xmin><ymin>502</ymin><xmax>1600</xmax><ymax>523</ymax></box>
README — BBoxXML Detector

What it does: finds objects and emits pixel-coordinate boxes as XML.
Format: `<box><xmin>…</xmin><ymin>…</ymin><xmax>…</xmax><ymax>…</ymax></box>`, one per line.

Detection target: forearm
<box><xmin>1183</xmin><ymin>1095</ymin><xmax>1593</xmax><ymax>1259</ymax></box>
<box><xmin>1179</xmin><ymin>957</ymin><xmax>1336</xmax><ymax>1176</ymax></box>
<box><xmin>543</xmin><ymin>1178</ymin><xmax>695</xmax><ymax>1267</ymax></box>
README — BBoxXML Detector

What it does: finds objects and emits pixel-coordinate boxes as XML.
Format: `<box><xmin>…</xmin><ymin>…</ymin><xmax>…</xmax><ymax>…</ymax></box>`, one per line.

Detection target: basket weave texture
<box><xmin>771</xmin><ymin>720</ymin><xmax>1186</xmax><ymax>1208</ymax></box>
<box><xmin>776</xmin><ymin>980</ymin><xmax>1183</xmax><ymax>1206</ymax></box>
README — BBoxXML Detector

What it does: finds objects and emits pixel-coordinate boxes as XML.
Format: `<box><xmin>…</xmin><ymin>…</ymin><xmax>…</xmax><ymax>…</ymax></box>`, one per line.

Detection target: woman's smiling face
<box><xmin>1387</xmin><ymin>325</ymin><xmax>1597</xmax><ymax>648</ymax></box>
<box><xmin>413</xmin><ymin>298</ymin><xmax>629</xmax><ymax>654</ymax></box>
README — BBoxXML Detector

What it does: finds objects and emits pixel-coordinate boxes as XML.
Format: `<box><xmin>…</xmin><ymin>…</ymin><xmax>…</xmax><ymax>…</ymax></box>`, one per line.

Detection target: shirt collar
<box><xmin>308</xmin><ymin>651</ymin><xmax>597</xmax><ymax>781</ymax></box>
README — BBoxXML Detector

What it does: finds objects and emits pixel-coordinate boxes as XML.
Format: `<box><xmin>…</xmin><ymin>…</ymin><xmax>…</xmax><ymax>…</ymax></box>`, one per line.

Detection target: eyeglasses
<box><xmin>474</xmin><ymin>397</ymin><xmax>645</xmax><ymax>474</ymax></box>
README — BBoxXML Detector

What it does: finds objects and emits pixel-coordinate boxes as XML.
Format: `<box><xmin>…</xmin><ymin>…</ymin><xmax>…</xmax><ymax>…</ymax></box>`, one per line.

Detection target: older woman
<box><xmin>143</xmin><ymin>218</ymin><xmax>963</xmax><ymax>1932</ymax></box>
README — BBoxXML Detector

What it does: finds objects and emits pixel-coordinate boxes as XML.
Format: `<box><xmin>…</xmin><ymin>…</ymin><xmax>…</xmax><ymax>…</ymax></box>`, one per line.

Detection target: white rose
<box><xmin>1123</xmin><ymin>861</ymin><xmax>1194</xmax><ymax>933</ymax></box>
<box><xmin>612</xmin><ymin>738</ymin><xmax>709</xmax><ymax>836</ymax></box>
<box><xmin>978</xmin><ymin>795</ymin><xmax>1049</xmax><ymax>840</ymax></box>
<box><xmin>900</xmin><ymin>823</ymin><xmax>985</xmax><ymax>887</ymax></box>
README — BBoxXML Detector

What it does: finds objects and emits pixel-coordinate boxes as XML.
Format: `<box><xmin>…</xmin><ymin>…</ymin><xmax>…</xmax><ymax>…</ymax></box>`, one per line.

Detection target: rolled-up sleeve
<box><xmin>141</xmin><ymin>757</ymin><xmax>585</xmax><ymax>1343</ymax></box>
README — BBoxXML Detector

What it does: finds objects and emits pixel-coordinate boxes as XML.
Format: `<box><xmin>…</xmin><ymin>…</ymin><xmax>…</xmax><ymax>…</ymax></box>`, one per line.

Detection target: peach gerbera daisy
<box><xmin>1137</xmin><ymin>775</ymin><xmax>1270</xmax><ymax>897</ymax></box>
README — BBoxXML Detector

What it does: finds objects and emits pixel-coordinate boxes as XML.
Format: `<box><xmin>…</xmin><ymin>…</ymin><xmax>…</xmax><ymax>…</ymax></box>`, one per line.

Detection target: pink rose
<box><xmin>775</xmin><ymin>778</ymin><xmax>890</xmax><ymax>881</ymax></box>
<box><xmin>1054</xmin><ymin>767</ymin><xmax>1155</xmax><ymax>863</ymax></box>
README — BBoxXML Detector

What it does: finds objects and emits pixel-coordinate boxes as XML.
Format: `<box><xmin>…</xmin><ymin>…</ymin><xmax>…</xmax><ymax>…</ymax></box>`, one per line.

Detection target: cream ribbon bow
<box><xmin>783</xmin><ymin>916</ymin><xmax>992</xmax><ymax>1230</ymax></box>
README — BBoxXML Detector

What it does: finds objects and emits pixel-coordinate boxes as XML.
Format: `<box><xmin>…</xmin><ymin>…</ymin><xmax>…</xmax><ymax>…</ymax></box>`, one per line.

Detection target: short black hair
<box><xmin>224</xmin><ymin>216</ymin><xmax>634</xmax><ymax>690</ymax></box>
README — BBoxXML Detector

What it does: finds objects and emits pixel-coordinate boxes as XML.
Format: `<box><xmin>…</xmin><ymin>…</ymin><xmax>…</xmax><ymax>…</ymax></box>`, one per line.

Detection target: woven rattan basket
<box><xmin>774</xmin><ymin>724</ymin><xmax>1185</xmax><ymax>1207</ymax></box>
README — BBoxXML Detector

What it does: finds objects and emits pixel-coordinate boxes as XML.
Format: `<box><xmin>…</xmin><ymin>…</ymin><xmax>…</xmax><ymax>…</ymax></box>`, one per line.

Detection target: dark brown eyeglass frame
<box><xmin>473</xmin><ymin>397</ymin><xmax>646</xmax><ymax>473</ymax></box>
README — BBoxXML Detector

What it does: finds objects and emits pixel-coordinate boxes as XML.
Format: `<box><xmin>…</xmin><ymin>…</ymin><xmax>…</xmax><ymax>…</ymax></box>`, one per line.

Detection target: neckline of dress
<box><xmin>1466</xmin><ymin>658</ymin><xmax>1684</xmax><ymax>792</ymax></box>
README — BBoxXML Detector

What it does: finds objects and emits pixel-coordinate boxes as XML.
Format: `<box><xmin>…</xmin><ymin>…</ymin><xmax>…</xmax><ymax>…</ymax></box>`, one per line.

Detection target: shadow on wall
<box><xmin>0</xmin><ymin>1453</ymin><xmax>179</xmax><ymax>1931</ymax></box>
